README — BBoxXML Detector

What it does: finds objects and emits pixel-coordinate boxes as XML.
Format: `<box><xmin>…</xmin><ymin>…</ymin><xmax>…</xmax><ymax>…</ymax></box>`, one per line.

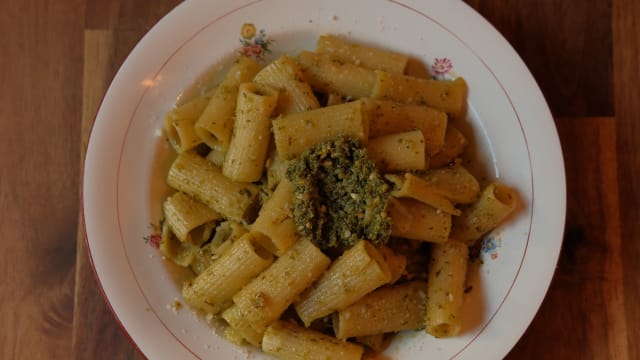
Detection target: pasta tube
<box><xmin>333</xmin><ymin>281</ymin><xmax>428</xmax><ymax>339</ymax></box>
<box><xmin>420</xmin><ymin>163</ymin><xmax>480</xmax><ymax>204</ymax></box>
<box><xmin>371</xmin><ymin>70</ymin><xmax>468</xmax><ymax>120</ymax></box>
<box><xmin>253</xmin><ymin>55</ymin><xmax>320</xmax><ymax>114</ymax></box>
<box><xmin>231</xmin><ymin>239</ymin><xmax>331</xmax><ymax>335</ymax></box>
<box><xmin>195</xmin><ymin>56</ymin><xmax>261</xmax><ymax>150</ymax></box>
<box><xmin>450</xmin><ymin>182</ymin><xmax>519</xmax><ymax>245</ymax></box>
<box><xmin>386</xmin><ymin>173</ymin><xmax>461</xmax><ymax>215</ymax></box>
<box><xmin>363</xmin><ymin>98</ymin><xmax>448</xmax><ymax>156</ymax></box>
<box><xmin>366</xmin><ymin>130</ymin><xmax>426</xmax><ymax>172</ymax></box>
<box><xmin>272</xmin><ymin>100</ymin><xmax>368</xmax><ymax>160</ymax></box>
<box><xmin>294</xmin><ymin>240</ymin><xmax>392</xmax><ymax>326</ymax></box>
<box><xmin>297</xmin><ymin>50</ymin><xmax>376</xmax><ymax>99</ymax></box>
<box><xmin>262</xmin><ymin>320</ymin><xmax>364</xmax><ymax>360</ymax></box>
<box><xmin>163</xmin><ymin>90</ymin><xmax>212</xmax><ymax>153</ymax></box>
<box><xmin>209</xmin><ymin>220</ymin><xmax>248</xmax><ymax>252</ymax></box>
<box><xmin>316</xmin><ymin>34</ymin><xmax>409</xmax><ymax>74</ymax></box>
<box><xmin>189</xmin><ymin>241</ymin><xmax>215</xmax><ymax>275</ymax></box>
<box><xmin>429</xmin><ymin>125</ymin><xmax>468</xmax><ymax>168</ymax></box>
<box><xmin>158</xmin><ymin>221</ymin><xmax>197</xmax><ymax>267</ymax></box>
<box><xmin>182</xmin><ymin>232</ymin><xmax>274</xmax><ymax>314</ymax></box>
<box><xmin>425</xmin><ymin>240</ymin><xmax>468</xmax><ymax>337</ymax></box>
<box><xmin>167</xmin><ymin>151</ymin><xmax>261</xmax><ymax>224</ymax></box>
<box><xmin>223</xmin><ymin>82</ymin><xmax>278</xmax><ymax>182</ymax></box>
<box><xmin>250</xmin><ymin>179</ymin><xmax>298</xmax><ymax>256</ymax></box>
<box><xmin>222</xmin><ymin>305</ymin><xmax>264</xmax><ymax>346</ymax></box>
<box><xmin>386</xmin><ymin>197</ymin><xmax>451</xmax><ymax>243</ymax></box>
<box><xmin>162</xmin><ymin>192</ymin><xmax>221</xmax><ymax>245</ymax></box>
<box><xmin>189</xmin><ymin>220</ymin><xmax>248</xmax><ymax>275</ymax></box>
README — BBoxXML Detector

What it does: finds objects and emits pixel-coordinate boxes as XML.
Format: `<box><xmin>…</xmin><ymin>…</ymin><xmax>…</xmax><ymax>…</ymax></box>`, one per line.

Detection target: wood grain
<box><xmin>506</xmin><ymin>117</ymin><xmax>627</xmax><ymax>359</ymax></box>
<box><xmin>613</xmin><ymin>0</ymin><xmax>640</xmax><ymax>359</ymax></box>
<box><xmin>464</xmin><ymin>0</ymin><xmax>613</xmax><ymax>117</ymax></box>
<box><xmin>72</xmin><ymin>30</ymin><xmax>147</xmax><ymax>360</ymax></box>
<box><xmin>84</xmin><ymin>0</ymin><xmax>183</xmax><ymax>30</ymax></box>
<box><xmin>0</xmin><ymin>0</ymin><xmax>84</xmax><ymax>358</ymax></box>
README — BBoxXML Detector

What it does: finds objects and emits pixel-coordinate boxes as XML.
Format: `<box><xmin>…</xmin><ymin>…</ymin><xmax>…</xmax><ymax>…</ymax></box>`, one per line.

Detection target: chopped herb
<box><xmin>286</xmin><ymin>136</ymin><xmax>392</xmax><ymax>251</ymax></box>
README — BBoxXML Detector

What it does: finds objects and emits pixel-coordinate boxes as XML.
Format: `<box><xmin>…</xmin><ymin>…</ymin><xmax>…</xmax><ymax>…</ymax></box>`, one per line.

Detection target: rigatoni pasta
<box><xmin>366</xmin><ymin>130</ymin><xmax>427</xmax><ymax>172</ymax></box>
<box><xmin>333</xmin><ymin>281</ymin><xmax>428</xmax><ymax>339</ymax></box>
<box><xmin>294</xmin><ymin>240</ymin><xmax>392</xmax><ymax>326</ymax></box>
<box><xmin>385</xmin><ymin>173</ymin><xmax>461</xmax><ymax>216</ymax></box>
<box><xmin>429</xmin><ymin>125</ymin><xmax>468</xmax><ymax>168</ymax></box>
<box><xmin>182</xmin><ymin>232</ymin><xmax>273</xmax><ymax>314</ymax></box>
<box><xmin>262</xmin><ymin>321</ymin><xmax>364</xmax><ymax>360</ymax></box>
<box><xmin>420</xmin><ymin>162</ymin><xmax>481</xmax><ymax>204</ymax></box>
<box><xmin>167</xmin><ymin>151</ymin><xmax>260</xmax><ymax>224</ymax></box>
<box><xmin>162</xmin><ymin>192</ymin><xmax>221</xmax><ymax>245</ymax></box>
<box><xmin>156</xmin><ymin>33</ymin><xmax>521</xmax><ymax>359</ymax></box>
<box><xmin>297</xmin><ymin>50</ymin><xmax>376</xmax><ymax>99</ymax></box>
<box><xmin>222</xmin><ymin>82</ymin><xmax>278</xmax><ymax>182</ymax></box>
<box><xmin>316</xmin><ymin>34</ymin><xmax>409</xmax><ymax>74</ymax></box>
<box><xmin>272</xmin><ymin>99</ymin><xmax>368</xmax><ymax>160</ymax></box>
<box><xmin>371</xmin><ymin>70</ymin><xmax>468</xmax><ymax>120</ymax></box>
<box><xmin>451</xmin><ymin>182</ymin><xmax>519</xmax><ymax>246</ymax></box>
<box><xmin>231</xmin><ymin>239</ymin><xmax>331</xmax><ymax>336</ymax></box>
<box><xmin>221</xmin><ymin>304</ymin><xmax>264</xmax><ymax>347</ymax></box>
<box><xmin>425</xmin><ymin>240</ymin><xmax>469</xmax><ymax>337</ymax></box>
<box><xmin>195</xmin><ymin>56</ymin><xmax>261</xmax><ymax>150</ymax></box>
<box><xmin>253</xmin><ymin>55</ymin><xmax>320</xmax><ymax>114</ymax></box>
<box><xmin>159</xmin><ymin>221</ymin><xmax>197</xmax><ymax>267</ymax></box>
<box><xmin>250</xmin><ymin>179</ymin><xmax>298</xmax><ymax>256</ymax></box>
<box><xmin>386</xmin><ymin>197</ymin><xmax>452</xmax><ymax>243</ymax></box>
<box><xmin>363</xmin><ymin>98</ymin><xmax>448</xmax><ymax>156</ymax></box>
<box><xmin>163</xmin><ymin>89</ymin><xmax>213</xmax><ymax>153</ymax></box>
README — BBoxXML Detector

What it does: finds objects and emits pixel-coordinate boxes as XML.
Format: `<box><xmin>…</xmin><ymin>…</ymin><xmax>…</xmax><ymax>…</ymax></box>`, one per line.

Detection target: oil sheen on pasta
<box><xmin>286</xmin><ymin>136</ymin><xmax>392</xmax><ymax>251</ymax></box>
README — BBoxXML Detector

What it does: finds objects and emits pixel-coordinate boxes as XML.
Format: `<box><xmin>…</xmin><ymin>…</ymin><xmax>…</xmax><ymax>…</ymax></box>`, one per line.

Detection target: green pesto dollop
<box><xmin>286</xmin><ymin>136</ymin><xmax>392</xmax><ymax>251</ymax></box>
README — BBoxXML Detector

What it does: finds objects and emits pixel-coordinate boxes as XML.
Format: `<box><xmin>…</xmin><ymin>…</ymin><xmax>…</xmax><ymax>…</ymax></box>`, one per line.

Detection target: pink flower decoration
<box><xmin>432</xmin><ymin>57</ymin><xmax>453</xmax><ymax>76</ymax></box>
<box><xmin>149</xmin><ymin>233</ymin><xmax>161</xmax><ymax>249</ymax></box>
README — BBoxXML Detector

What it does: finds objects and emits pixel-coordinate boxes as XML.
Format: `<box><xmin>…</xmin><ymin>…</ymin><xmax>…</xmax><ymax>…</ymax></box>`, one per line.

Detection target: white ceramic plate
<box><xmin>83</xmin><ymin>0</ymin><xmax>566</xmax><ymax>359</ymax></box>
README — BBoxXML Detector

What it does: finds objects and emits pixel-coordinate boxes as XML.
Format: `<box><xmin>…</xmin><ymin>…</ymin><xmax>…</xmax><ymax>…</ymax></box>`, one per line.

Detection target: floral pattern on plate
<box><xmin>144</xmin><ymin>222</ymin><xmax>161</xmax><ymax>249</ymax></box>
<box><xmin>238</xmin><ymin>23</ymin><xmax>273</xmax><ymax>61</ymax></box>
<box><xmin>482</xmin><ymin>235</ymin><xmax>501</xmax><ymax>260</ymax></box>
<box><xmin>431</xmin><ymin>57</ymin><xmax>456</xmax><ymax>80</ymax></box>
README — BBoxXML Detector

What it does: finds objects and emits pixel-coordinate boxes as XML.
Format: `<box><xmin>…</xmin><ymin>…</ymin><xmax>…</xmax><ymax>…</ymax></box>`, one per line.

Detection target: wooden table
<box><xmin>2</xmin><ymin>0</ymin><xmax>638</xmax><ymax>359</ymax></box>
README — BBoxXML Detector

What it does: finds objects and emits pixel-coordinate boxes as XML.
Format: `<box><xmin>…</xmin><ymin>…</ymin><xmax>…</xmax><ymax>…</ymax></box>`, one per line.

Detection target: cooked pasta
<box><xmin>156</xmin><ymin>33</ymin><xmax>520</xmax><ymax>360</ymax></box>
<box><xmin>425</xmin><ymin>240</ymin><xmax>468</xmax><ymax>337</ymax></box>
<box><xmin>263</xmin><ymin>320</ymin><xmax>364</xmax><ymax>360</ymax></box>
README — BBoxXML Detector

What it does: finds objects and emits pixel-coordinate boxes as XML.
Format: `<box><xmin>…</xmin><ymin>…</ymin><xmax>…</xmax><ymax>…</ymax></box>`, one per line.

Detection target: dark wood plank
<box><xmin>75</xmin><ymin>1</ymin><xmax>184</xmax><ymax>357</ymax></box>
<box><xmin>506</xmin><ymin>117</ymin><xmax>627</xmax><ymax>359</ymax></box>
<box><xmin>84</xmin><ymin>0</ymin><xmax>183</xmax><ymax>30</ymax></box>
<box><xmin>465</xmin><ymin>0</ymin><xmax>613</xmax><ymax>117</ymax></box>
<box><xmin>612</xmin><ymin>0</ymin><xmax>640</xmax><ymax>359</ymax></box>
<box><xmin>72</xmin><ymin>29</ymin><xmax>147</xmax><ymax>360</ymax></box>
<box><xmin>0</xmin><ymin>0</ymin><xmax>85</xmax><ymax>358</ymax></box>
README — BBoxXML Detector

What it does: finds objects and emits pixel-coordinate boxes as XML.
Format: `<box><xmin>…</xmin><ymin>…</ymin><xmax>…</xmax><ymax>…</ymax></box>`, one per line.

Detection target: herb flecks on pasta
<box><xmin>286</xmin><ymin>136</ymin><xmax>392</xmax><ymax>251</ymax></box>
<box><xmin>157</xmin><ymin>31</ymin><xmax>521</xmax><ymax>359</ymax></box>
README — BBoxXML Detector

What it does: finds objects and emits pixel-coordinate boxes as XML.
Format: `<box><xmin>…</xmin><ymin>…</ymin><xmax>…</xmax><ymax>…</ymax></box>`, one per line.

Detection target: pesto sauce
<box><xmin>286</xmin><ymin>136</ymin><xmax>392</xmax><ymax>251</ymax></box>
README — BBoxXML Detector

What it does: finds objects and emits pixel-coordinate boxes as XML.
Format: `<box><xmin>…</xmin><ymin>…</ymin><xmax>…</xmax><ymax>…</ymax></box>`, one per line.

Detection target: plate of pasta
<box><xmin>82</xmin><ymin>0</ymin><xmax>566</xmax><ymax>359</ymax></box>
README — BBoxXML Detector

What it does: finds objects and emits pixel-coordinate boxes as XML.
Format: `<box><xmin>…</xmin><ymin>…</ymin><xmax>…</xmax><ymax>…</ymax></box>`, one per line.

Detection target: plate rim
<box><xmin>82</xmin><ymin>0</ymin><xmax>567</xmax><ymax>359</ymax></box>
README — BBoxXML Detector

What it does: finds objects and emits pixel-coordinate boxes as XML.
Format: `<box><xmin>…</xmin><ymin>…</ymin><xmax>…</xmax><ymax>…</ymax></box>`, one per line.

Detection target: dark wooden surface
<box><xmin>2</xmin><ymin>0</ymin><xmax>637</xmax><ymax>359</ymax></box>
